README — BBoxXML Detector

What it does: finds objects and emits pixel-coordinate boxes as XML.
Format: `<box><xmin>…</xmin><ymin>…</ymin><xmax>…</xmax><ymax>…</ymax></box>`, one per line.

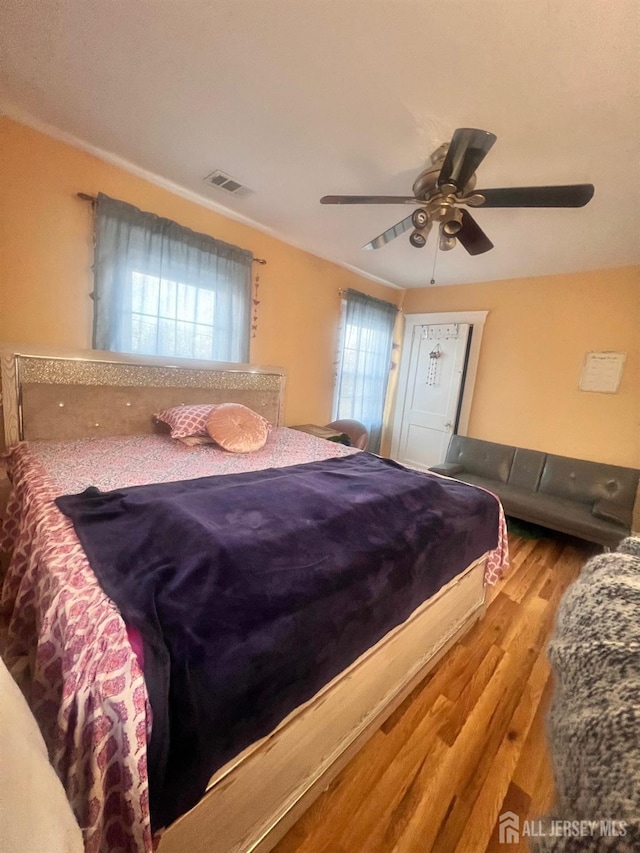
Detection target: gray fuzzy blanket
<box><xmin>531</xmin><ymin>537</ymin><xmax>640</xmax><ymax>852</ymax></box>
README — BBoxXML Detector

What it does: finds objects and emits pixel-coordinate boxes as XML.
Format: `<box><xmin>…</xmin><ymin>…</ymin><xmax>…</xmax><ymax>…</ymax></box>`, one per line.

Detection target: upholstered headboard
<box><xmin>0</xmin><ymin>345</ymin><xmax>286</xmax><ymax>447</ymax></box>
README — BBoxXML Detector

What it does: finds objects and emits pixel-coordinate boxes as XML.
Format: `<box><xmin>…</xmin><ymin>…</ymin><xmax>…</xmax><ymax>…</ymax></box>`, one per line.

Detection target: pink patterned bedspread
<box><xmin>0</xmin><ymin>430</ymin><xmax>508</xmax><ymax>853</ymax></box>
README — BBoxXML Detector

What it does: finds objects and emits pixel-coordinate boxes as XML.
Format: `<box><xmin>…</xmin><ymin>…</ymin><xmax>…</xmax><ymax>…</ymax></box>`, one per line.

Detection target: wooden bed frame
<box><xmin>0</xmin><ymin>344</ymin><xmax>487</xmax><ymax>853</ymax></box>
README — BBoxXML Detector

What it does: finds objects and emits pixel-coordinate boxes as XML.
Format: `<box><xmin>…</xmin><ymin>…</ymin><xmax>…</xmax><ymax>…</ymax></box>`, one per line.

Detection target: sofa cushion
<box><xmin>446</xmin><ymin>435</ymin><xmax>515</xmax><ymax>485</ymax></box>
<box><xmin>457</xmin><ymin>476</ymin><xmax>554</xmax><ymax>520</ymax></box>
<box><xmin>534</xmin><ymin>499</ymin><xmax>618</xmax><ymax>543</ymax></box>
<box><xmin>506</xmin><ymin>495</ymin><xmax>628</xmax><ymax>547</ymax></box>
<box><xmin>457</xmin><ymin>475</ymin><xmax>629</xmax><ymax>546</ymax></box>
<box><xmin>507</xmin><ymin>447</ymin><xmax>546</xmax><ymax>491</ymax></box>
<box><xmin>538</xmin><ymin>454</ymin><xmax>639</xmax><ymax>507</ymax></box>
<box><xmin>455</xmin><ymin>472</ymin><xmax>503</xmax><ymax>495</ymax></box>
<box><xmin>592</xmin><ymin>499</ymin><xmax>632</xmax><ymax>528</ymax></box>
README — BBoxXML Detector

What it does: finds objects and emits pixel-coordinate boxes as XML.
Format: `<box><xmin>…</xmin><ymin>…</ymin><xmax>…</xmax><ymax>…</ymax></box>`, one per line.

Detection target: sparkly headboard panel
<box><xmin>0</xmin><ymin>348</ymin><xmax>286</xmax><ymax>446</ymax></box>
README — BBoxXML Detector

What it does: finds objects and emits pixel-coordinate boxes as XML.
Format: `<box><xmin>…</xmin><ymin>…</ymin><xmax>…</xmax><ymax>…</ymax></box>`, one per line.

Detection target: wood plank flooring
<box><xmin>274</xmin><ymin>532</ymin><xmax>597</xmax><ymax>853</ymax></box>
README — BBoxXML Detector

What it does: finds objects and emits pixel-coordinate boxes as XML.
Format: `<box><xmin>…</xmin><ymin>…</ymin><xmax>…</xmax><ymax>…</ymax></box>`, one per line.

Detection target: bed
<box><xmin>0</xmin><ymin>345</ymin><xmax>508</xmax><ymax>853</ymax></box>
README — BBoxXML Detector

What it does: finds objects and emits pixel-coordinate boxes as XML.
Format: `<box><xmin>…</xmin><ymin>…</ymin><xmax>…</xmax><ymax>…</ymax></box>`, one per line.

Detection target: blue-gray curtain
<box><xmin>93</xmin><ymin>193</ymin><xmax>252</xmax><ymax>362</ymax></box>
<box><xmin>334</xmin><ymin>289</ymin><xmax>397</xmax><ymax>453</ymax></box>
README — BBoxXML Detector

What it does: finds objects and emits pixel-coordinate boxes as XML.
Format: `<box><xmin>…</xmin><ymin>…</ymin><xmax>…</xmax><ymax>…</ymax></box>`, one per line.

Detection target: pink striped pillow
<box><xmin>154</xmin><ymin>404</ymin><xmax>217</xmax><ymax>440</ymax></box>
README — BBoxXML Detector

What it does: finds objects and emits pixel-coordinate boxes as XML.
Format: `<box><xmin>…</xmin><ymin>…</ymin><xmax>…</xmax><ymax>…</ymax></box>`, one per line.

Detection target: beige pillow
<box><xmin>205</xmin><ymin>403</ymin><xmax>269</xmax><ymax>453</ymax></box>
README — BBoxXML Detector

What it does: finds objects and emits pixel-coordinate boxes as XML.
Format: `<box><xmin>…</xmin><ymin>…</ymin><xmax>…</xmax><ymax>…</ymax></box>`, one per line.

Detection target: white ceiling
<box><xmin>1</xmin><ymin>0</ymin><xmax>639</xmax><ymax>289</ymax></box>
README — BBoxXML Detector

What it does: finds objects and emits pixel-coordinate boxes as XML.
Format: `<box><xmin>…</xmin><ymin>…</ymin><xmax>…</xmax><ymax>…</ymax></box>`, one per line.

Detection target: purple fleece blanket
<box><xmin>56</xmin><ymin>452</ymin><xmax>499</xmax><ymax>830</ymax></box>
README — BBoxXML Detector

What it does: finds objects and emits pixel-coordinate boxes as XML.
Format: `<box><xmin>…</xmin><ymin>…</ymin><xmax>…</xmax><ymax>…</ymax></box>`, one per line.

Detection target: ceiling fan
<box><xmin>320</xmin><ymin>128</ymin><xmax>594</xmax><ymax>255</ymax></box>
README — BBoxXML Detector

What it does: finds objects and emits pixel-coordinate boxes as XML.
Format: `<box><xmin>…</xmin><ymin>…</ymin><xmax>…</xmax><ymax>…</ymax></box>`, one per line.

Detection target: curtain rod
<box><xmin>338</xmin><ymin>287</ymin><xmax>400</xmax><ymax>311</ymax></box>
<box><xmin>77</xmin><ymin>193</ymin><xmax>267</xmax><ymax>264</ymax></box>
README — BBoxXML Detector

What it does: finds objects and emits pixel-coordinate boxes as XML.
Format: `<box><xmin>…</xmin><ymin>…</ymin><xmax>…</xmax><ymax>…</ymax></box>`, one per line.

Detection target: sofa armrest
<box><xmin>429</xmin><ymin>462</ymin><xmax>463</xmax><ymax>477</ymax></box>
<box><xmin>592</xmin><ymin>499</ymin><xmax>632</xmax><ymax>529</ymax></box>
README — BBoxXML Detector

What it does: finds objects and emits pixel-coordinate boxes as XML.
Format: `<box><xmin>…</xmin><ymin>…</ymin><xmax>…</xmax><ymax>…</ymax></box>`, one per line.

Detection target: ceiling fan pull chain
<box><xmin>430</xmin><ymin>240</ymin><xmax>439</xmax><ymax>285</ymax></box>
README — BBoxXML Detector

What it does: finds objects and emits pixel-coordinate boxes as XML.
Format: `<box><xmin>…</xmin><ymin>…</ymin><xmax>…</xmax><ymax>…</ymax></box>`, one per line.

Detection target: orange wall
<box><xmin>2</xmin><ymin>118</ymin><xmax>638</xmax><ymax>467</ymax></box>
<box><xmin>402</xmin><ymin>267</ymin><xmax>640</xmax><ymax>467</ymax></box>
<box><xmin>0</xmin><ymin>117</ymin><xmax>401</xmax><ymax>426</ymax></box>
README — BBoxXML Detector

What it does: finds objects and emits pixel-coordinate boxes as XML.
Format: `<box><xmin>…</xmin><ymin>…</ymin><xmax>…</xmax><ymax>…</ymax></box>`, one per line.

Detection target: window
<box><xmin>129</xmin><ymin>272</ymin><xmax>228</xmax><ymax>361</ymax></box>
<box><xmin>93</xmin><ymin>193</ymin><xmax>252</xmax><ymax>362</ymax></box>
<box><xmin>334</xmin><ymin>289</ymin><xmax>397</xmax><ymax>453</ymax></box>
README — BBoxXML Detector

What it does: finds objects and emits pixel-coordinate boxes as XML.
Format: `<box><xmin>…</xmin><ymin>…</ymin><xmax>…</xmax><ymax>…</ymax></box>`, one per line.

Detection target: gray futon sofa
<box><xmin>430</xmin><ymin>435</ymin><xmax>639</xmax><ymax>547</ymax></box>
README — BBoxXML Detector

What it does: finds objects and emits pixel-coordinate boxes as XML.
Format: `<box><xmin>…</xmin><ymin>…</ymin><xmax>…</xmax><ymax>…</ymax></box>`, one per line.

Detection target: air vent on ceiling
<box><xmin>203</xmin><ymin>170</ymin><xmax>254</xmax><ymax>198</ymax></box>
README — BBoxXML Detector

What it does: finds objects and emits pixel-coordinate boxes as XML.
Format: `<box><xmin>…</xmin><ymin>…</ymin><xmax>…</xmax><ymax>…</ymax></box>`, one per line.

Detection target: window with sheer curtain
<box><xmin>92</xmin><ymin>193</ymin><xmax>252</xmax><ymax>362</ymax></box>
<box><xmin>333</xmin><ymin>289</ymin><xmax>397</xmax><ymax>453</ymax></box>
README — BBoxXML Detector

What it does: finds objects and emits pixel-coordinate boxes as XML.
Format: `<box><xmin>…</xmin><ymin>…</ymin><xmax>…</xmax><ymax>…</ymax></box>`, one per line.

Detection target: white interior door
<box><xmin>392</xmin><ymin>323</ymin><xmax>470</xmax><ymax>471</ymax></box>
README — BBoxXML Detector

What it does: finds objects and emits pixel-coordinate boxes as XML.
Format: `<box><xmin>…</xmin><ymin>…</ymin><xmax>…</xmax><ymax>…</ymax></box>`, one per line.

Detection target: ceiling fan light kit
<box><xmin>320</xmin><ymin>128</ymin><xmax>595</xmax><ymax>256</ymax></box>
<box><xmin>442</xmin><ymin>207</ymin><xmax>463</xmax><ymax>236</ymax></box>
<box><xmin>439</xmin><ymin>229</ymin><xmax>457</xmax><ymax>252</ymax></box>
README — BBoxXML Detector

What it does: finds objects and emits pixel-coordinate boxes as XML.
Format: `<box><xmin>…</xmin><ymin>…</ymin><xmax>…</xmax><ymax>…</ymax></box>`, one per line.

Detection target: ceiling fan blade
<box><xmin>475</xmin><ymin>184</ymin><xmax>594</xmax><ymax>208</ymax></box>
<box><xmin>437</xmin><ymin>128</ymin><xmax>497</xmax><ymax>191</ymax></box>
<box><xmin>363</xmin><ymin>215</ymin><xmax>415</xmax><ymax>250</ymax></box>
<box><xmin>456</xmin><ymin>210</ymin><xmax>494</xmax><ymax>255</ymax></box>
<box><xmin>321</xmin><ymin>195</ymin><xmax>418</xmax><ymax>205</ymax></box>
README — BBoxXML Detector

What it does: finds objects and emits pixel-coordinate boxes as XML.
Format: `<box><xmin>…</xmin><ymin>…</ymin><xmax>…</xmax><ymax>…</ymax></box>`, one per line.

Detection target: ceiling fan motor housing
<box><xmin>412</xmin><ymin>153</ymin><xmax>448</xmax><ymax>200</ymax></box>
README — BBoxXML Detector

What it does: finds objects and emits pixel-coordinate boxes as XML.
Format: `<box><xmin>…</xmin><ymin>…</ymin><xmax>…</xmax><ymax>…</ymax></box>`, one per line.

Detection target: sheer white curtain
<box><xmin>334</xmin><ymin>289</ymin><xmax>397</xmax><ymax>453</ymax></box>
<box><xmin>93</xmin><ymin>193</ymin><xmax>252</xmax><ymax>362</ymax></box>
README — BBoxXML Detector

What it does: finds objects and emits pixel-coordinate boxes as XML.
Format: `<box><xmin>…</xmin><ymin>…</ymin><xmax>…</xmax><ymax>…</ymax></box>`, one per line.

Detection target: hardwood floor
<box><xmin>273</xmin><ymin>532</ymin><xmax>597</xmax><ymax>853</ymax></box>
